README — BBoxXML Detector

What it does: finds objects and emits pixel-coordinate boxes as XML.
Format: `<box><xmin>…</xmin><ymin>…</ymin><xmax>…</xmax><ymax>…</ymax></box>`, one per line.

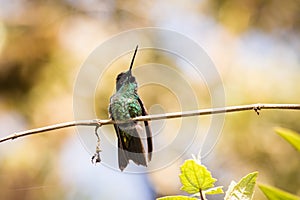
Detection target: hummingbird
<box><xmin>109</xmin><ymin>45</ymin><xmax>153</xmax><ymax>171</ymax></box>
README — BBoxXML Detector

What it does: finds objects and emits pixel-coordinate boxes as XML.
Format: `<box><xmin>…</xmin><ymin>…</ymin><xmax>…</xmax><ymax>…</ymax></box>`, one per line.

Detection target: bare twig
<box><xmin>1</xmin><ymin>103</ymin><xmax>299</xmax><ymax>143</ymax></box>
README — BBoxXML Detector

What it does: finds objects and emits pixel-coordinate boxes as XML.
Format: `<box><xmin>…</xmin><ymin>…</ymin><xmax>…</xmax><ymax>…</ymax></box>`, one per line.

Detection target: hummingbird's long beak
<box><xmin>128</xmin><ymin>45</ymin><xmax>138</xmax><ymax>75</ymax></box>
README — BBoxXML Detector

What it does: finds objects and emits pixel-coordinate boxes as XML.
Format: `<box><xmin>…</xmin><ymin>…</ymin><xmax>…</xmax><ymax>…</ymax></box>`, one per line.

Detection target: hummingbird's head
<box><xmin>115</xmin><ymin>45</ymin><xmax>138</xmax><ymax>91</ymax></box>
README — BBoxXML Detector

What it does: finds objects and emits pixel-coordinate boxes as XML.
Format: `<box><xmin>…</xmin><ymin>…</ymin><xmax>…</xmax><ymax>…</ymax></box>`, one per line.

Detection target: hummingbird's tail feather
<box><xmin>117</xmin><ymin>146</ymin><xmax>129</xmax><ymax>171</ymax></box>
<box><xmin>116</xmin><ymin>124</ymin><xmax>147</xmax><ymax>171</ymax></box>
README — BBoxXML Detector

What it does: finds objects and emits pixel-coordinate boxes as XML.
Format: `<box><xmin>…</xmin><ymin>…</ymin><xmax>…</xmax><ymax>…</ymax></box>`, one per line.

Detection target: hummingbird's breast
<box><xmin>109</xmin><ymin>92</ymin><xmax>142</xmax><ymax>122</ymax></box>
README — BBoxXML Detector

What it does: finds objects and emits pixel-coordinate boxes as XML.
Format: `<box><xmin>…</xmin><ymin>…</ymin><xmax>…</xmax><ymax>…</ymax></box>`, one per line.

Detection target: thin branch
<box><xmin>1</xmin><ymin>103</ymin><xmax>300</xmax><ymax>143</ymax></box>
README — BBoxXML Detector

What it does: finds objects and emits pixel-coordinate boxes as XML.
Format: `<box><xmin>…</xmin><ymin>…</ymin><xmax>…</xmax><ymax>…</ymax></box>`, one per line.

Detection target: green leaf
<box><xmin>225</xmin><ymin>171</ymin><xmax>258</xmax><ymax>200</ymax></box>
<box><xmin>157</xmin><ymin>195</ymin><xmax>198</xmax><ymax>200</ymax></box>
<box><xmin>204</xmin><ymin>186</ymin><xmax>224</xmax><ymax>195</ymax></box>
<box><xmin>179</xmin><ymin>159</ymin><xmax>217</xmax><ymax>194</ymax></box>
<box><xmin>259</xmin><ymin>184</ymin><xmax>300</xmax><ymax>200</ymax></box>
<box><xmin>275</xmin><ymin>127</ymin><xmax>300</xmax><ymax>152</ymax></box>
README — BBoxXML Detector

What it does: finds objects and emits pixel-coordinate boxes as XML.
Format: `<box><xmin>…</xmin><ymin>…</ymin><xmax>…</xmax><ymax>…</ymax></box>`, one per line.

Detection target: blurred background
<box><xmin>0</xmin><ymin>0</ymin><xmax>300</xmax><ymax>199</ymax></box>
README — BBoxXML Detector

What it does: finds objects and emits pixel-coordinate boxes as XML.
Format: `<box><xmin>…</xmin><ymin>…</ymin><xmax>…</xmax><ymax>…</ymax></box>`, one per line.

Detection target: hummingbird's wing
<box><xmin>137</xmin><ymin>97</ymin><xmax>153</xmax><ymax>161</ymax></box>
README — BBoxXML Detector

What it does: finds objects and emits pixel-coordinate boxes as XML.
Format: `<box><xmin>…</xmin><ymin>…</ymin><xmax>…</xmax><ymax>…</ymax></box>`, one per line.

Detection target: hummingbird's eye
<box><xmin>129</xmin><ymin>76</ymin><xmax>136</xmax><ymax>82</ymax></box>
